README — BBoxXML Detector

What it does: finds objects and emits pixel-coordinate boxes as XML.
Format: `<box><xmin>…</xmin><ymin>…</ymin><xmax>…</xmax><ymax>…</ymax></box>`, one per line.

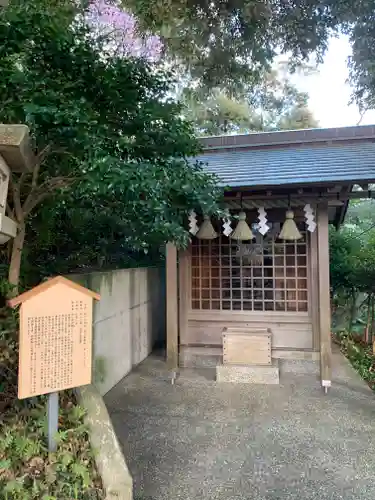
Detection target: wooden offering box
<box><xmin>222</xmin><ymin>327</ymin><xmax>272</xmax><ymax>366</ymax></box>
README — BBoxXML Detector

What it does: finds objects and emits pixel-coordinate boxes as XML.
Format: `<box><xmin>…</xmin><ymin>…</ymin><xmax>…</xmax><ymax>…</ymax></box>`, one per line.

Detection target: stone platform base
<box><xmin>180</xmin><ymin>347</ymin><xmax>222</xmax><ymax>368</ymax></box>
<box><xmin>216</xmin><ymin>361</ymin><xmax>280</xmax><ymax>385</ymax></box>
<box><xmin>279</xmin><ymin>359</ymin><xmax>319</xmax><ymax>375</ymax></box>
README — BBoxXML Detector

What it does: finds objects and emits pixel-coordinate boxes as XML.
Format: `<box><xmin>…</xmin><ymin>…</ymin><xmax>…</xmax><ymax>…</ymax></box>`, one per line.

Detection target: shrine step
<box><xmin>279</xmin><ymin>358</ymin><xmax>319</xmax><ymax>375</ymax></box>
<box><xmin>216</xmin><ymin>360</ymin><xmax>280</xmax><ymax>385</ymax></box>
<box><xmin>179</xmin><ymin>346</ymin><xmax>222</xmax><ymax>368</ymax></box>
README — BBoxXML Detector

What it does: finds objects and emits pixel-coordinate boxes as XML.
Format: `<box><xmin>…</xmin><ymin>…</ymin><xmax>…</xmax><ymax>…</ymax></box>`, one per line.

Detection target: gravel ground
<box><xmin>105</xmin><ymin>351</ymin><xmax>375</xmax><ymax>500</ymax></box>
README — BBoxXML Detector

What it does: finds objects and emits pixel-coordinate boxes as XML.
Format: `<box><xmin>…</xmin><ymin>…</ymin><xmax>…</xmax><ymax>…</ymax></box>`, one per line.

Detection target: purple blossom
<box><xmin>86</xmin><ymin>0</ymin><xmax>163</xmax><ymax>61</ymax></box>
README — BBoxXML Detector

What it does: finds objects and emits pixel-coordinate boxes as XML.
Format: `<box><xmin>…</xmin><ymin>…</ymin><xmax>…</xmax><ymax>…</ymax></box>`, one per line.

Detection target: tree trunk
<box><xmin>371</xmin><ymin>294</ymin><xmax>375</xmax><ymax>350</ymax></box>
<box><xmin>365</xmin><ymin>294</ymin><xmax>371</xmax><ymax>344</ymax></box>
<box><xmin>348</xmin><ymin>289</ymin><xmax>357</xmax><ymax>335</ymax></box>
<box><xmin>8</xmin><ymin>221</ymin><xmax>25</xmax><ymax>296</ymax></box>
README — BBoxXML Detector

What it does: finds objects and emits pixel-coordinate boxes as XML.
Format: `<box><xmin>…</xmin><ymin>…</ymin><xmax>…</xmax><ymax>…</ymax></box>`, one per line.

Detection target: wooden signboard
<box><xmin>8</xmin><ymin>276</ymin><xmax>100</xmax><ymax>399</ymax></box>
<box><xmin>222</xmin><ymin>327</ymin><xmax>272</xmax><ymax>366</ymax></box>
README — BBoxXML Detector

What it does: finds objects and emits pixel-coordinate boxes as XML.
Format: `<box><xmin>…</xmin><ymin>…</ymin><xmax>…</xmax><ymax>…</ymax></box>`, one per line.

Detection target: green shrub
<box><xmin>338</xmin><ymin>332</ymin><xmax>375</xmax><ymax>390</ymax></box>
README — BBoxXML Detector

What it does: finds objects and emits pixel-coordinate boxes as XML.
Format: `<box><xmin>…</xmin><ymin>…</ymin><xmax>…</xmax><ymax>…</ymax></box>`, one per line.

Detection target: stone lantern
<box><xmin>0</xmin><ymin>124</ymin><xmax>34</xmax><ymax>244</ymax></box>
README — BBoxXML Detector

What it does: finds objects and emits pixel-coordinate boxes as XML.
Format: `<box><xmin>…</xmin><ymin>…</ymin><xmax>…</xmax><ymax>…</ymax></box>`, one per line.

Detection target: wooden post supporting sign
<box><xmin>8</xmin><ymin>276</ymin><xmax>100</xmax><ymax>451</ymax></box>
<box><xmin>47</xmin><ymin>392</ymin><xmax>59</xmax><ymax>452</ymax></box>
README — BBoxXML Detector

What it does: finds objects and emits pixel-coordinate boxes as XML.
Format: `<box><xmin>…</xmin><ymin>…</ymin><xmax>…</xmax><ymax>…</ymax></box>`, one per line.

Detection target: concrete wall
<box><xmin>70</xmin><ymin>267</ymin><xmax>165</xmax><ymax>396</ymax></box>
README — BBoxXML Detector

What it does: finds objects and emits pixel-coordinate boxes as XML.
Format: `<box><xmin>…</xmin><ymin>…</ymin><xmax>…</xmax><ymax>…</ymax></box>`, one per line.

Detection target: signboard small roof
<box><xmin>8</xmin><ymin>275</ymin><xmax>100</xmax><ymax>308</ymax></box>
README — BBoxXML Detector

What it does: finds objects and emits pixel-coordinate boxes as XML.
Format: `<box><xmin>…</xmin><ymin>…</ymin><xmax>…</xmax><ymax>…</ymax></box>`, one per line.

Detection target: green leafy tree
<box><xmin>183</xmin><ymin>89</ymin><xmax>257</xmax><ymax>136</ymax></box>
<box><xmin>123</xmin><ymin>0</ymin><xmax>361</xmax><ymax>92</ymax></box>
<box><xmin>330</xmin><ymin>225</ymin><xmax>362</xmax><ymax>333</ymax></box>
<box><xmin>345</xmin><ymin>199</ymin><xmax>375</xmax><ymax>234</ymax></box>
<box><xmin>330</xmin><ymin>226</ymin><xmax>360</xmax><ymax>297</ymax></box>
<box><xmin>351</xmin><ymin>227</ymin><xmax>375</xmax><ymax>337</ymax></box>
<box><xmin>348</xmin><ymin>6</ymin><xmax>375</xmax><ymax>113</ymax></box>
<box><xmin>276</xmin><ymin>96</ymin><xmax>318</xmax><ymax>131</ymax></box>
<box><xmin>99</xmin><ymin>0</ymin><xmax>375</xmax><ymax>112</ymax></box>
<box><xmin>182</xmin><ymin>69</ymin><xmax>318</xmax><ymax>136</ymax></box>
<box><xmin>0</xmin><ymin>0</ymin><xmax>222</xmax><ymax>291</ymax></box>
<box><xmin>330</xmin><ymin>200</ymin><xmax>375</xmax><ymax>340</ymax></box>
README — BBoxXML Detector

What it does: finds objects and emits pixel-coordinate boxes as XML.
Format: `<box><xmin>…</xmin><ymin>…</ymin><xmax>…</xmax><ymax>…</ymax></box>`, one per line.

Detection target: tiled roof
<box><xmin>196</xmin><ymin>137</ymin><xmax>375</xmax><ymax>188</ymax></box>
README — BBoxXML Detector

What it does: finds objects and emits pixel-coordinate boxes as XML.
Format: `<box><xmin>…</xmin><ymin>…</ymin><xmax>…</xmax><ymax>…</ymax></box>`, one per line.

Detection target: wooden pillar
<box><xmin>317</xmin><ymin>204</ymin><xmax>332</xmax><ymax>391</ymax></box>
<box><xmin>309</xmin><ymin>223</ymin><xmax>320</xmax><ymax>352</ymax></box>
<box><xmin>166</xmin><ymin>242</ymin><xmax>178</xmax><ymax>371</ymax></box>
<box><xmin>178</xmin><ymin>247</ymin><xmax>190</xmax><ymax>350</ymax></box>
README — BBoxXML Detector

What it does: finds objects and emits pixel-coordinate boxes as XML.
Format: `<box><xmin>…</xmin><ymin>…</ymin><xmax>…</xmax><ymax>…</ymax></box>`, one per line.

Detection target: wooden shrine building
<box><xmin>166</xmin><ymin>124</ymin><xmax>375</xmax><ymax>389</ymax></box>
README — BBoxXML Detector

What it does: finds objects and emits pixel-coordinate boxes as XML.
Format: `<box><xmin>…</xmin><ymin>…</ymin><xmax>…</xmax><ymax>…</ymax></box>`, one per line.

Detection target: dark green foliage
<box><xmin>338</xmin><ymin>333</ymin><xmax>375</xmax><ymax>390</ymax></box>
<box><xmin>348</xmin><ymin>2</ymin><xmax>375</xmax><ymax>111</ymax></box>
<box><xmin>329</xmin><ymin>226</ymin><xmax>360</xmax><ymax>295</ymax></box>
<box><xmin>124</xmin><ymin>0</ymin><xmax>366</xmax><ymax>93</ymax></box>
<box><xmin>332</xmin><ymin>199</ymin><xmax>375</xmax><ymax>389</ymax></box>
<box><xmin>330</xmin><ymin>199</ymin><xmax>375</xmax><ymax>339</ymax></box>
<box><xmin>122</xmin><ymin>0</ymin><xmax>375</xmax><ymax>117</ymax></box>
<box><xmin>330</xmin><ymin>222</ymin><xmax>375</xmax><ymax>295</ymax></box>
<box><xmin>0</xmin><ymin>0</ymin><xmax>222</xmax><ymax>286</ymax></box>
<box><xmin>345</xmin><ymin>199</ymin><xmax>375</xmax><ymax>233</ymax></box>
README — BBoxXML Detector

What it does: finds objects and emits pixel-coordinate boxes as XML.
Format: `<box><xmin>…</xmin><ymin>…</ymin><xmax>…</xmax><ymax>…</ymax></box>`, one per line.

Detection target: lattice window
<box><xmin>191</xmin><ymin>225</ymin><xmax>308</xmax><ymax>312</ymax></box>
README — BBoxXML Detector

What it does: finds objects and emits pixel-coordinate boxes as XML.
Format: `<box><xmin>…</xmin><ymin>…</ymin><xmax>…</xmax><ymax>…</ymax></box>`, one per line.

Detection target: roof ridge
<box><xmin>200</xmin><ymin>124</ymin><xmax>375</xmax><ymax>152</ymax></box>
<box><xmin>8</xmin><ymin>276</ymin><xmax>100</xmax><ymax>307</ymax></box>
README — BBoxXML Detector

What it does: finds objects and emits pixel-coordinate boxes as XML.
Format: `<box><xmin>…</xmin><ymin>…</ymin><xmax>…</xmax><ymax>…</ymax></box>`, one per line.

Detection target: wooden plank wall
<box><xmin>184</xmin><ymin>314</ymin><xmax>313</xmax><ymax>349</ymax></box>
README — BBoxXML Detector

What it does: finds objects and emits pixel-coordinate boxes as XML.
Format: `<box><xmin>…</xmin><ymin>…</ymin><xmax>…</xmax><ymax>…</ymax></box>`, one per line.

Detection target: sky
<box><xmin>291</xmin><ymin>35</ymin><xmax>375</xmax><ymax>128</ymax></box>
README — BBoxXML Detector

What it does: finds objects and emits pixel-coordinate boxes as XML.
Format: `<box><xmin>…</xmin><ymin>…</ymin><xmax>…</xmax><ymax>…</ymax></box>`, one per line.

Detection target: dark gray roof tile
<box><xmin>196</xmin><ymin>142</ymin><xmax>375</xmax><ymax>187</ymax></box>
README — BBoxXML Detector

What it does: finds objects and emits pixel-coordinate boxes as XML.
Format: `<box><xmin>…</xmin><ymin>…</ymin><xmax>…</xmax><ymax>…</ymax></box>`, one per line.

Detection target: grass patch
<box><xmin>336</xmin><ymin>331</ymin><xmax>375</xmax><ymax>390</ymax></box>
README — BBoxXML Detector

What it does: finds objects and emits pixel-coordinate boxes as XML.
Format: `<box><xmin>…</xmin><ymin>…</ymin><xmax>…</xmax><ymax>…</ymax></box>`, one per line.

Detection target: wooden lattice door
<box><xmin>191</xmin><ymin>226</ymin><xmax>308</xmax><ymax>313</ymax></box>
